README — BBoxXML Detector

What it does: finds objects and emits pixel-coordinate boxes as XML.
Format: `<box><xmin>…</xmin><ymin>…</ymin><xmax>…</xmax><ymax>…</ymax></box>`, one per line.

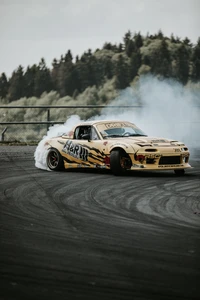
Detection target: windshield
<box><xmin>99</xmin><ymin>126</ymin><xmax>147</xmax><ymax>139</ymax></box>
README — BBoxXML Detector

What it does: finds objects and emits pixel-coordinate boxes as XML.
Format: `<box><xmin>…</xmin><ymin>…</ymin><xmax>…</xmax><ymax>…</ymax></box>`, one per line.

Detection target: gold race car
<box><xmin>45</xmin><ymin>120</ymin><xmax>191</xmax><ymax>175</ymax></box>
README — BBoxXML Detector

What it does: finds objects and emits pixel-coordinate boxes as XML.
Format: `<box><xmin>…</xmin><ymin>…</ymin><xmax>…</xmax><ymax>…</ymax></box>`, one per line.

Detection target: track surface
<box><xmin>0</xmin><ymin>146</ymin><xmax>200</xmax><ymax>300</ymax></box>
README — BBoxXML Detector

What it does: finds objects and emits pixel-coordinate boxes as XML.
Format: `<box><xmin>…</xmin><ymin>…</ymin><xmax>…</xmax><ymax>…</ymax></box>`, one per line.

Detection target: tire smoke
<box><xmin>34</xmin><ymin>75</ymin><xmax>200</xmax><ymax>170</ymax></box>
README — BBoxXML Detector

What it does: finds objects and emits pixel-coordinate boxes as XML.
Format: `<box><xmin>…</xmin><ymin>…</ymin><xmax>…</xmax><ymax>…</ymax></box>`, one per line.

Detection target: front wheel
<box><xmin>110</xmin><ymin>149</ymin><xmax>132</xmax><ymax>176</ymax></box>
<box><xmin>47</xmin><ymin>148</ymin><xmax>64</xmax><ymax>171</ymax></box>
<box><xmin>174</xmin><ymin>169</ymin><xmax>185</xmax><ymax>176</ymax></box>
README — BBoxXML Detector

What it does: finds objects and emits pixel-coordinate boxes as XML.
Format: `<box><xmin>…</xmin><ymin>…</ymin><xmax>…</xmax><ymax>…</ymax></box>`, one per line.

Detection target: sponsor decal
<box><xmin>104</xmin><ymin>122</ymin><xmax>131</xmax><ymax>129</ymax></box>
<box><xmin>62</xmin><ymin>140</ymin><xmax>88</xmax><ymax>161</ymax></box>
<box><xmin>145</xmin><ymin>154</ymin><xmax>161</xmax><ymax>158</ymax></box>
<box><xmin>151</xmin><ymin>139</ymin><xmax>167</xmax><ymax>143</ymax></box>
<box><xmin>158</xmin><ymin>164</ymin><xmax>184</xmax><ymax>168</ymax></box>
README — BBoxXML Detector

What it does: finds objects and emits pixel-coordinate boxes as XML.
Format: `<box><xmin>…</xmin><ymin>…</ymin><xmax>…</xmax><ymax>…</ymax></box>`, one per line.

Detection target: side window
<box><xmin>91</xmin><ymin>127</ymin><xmax>99</xmax><ymax>140</ymax></box>
<box><xmin>74</xmin><ymin>126</ymin><xmax>91</xmax><ymax>139</ymax></box>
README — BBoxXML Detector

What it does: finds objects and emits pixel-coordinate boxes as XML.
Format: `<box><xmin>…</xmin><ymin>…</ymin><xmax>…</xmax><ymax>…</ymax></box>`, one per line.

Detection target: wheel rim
<box><xmin>120</xmin><ymin>157</ymin><xmax>127</xmax><ymax>168</ymax></box>
<box><xmin>48</xmin><ymin>151</ymin><xmax>59</xmax><ymax>168</ymax></box>
<box><xmin>120</xmin><ymin>156</ymin><xmax>132</xmax><ymax>169</ymax></box>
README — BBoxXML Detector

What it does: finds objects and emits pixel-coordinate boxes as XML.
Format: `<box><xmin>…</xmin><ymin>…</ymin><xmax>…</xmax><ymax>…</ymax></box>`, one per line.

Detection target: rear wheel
<box><xmin>174</xmin><ymin>169</ymin><xmax>185</xmax><ymax>176</ymax></box>
<box><xmin>110</xmin><ymin>149</ymin><xmax>132</xmax><ymax>176</ymax></box>
<box><xmin>47</xmin><ymin>148</ymin><xmax>64</xmax><ymax>171</ymax></box>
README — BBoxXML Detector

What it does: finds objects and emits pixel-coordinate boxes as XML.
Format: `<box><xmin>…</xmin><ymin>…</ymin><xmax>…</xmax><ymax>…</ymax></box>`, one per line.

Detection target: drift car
<box><xmin>45</xmin><ymin>120</ymin><xmax>191</xmax><ymax>175</ymax></box>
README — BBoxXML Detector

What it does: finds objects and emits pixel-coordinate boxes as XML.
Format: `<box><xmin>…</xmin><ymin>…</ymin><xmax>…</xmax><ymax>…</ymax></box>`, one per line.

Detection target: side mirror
<box><xmin>81</xmin><ymin>133</ymin><xmax>90</xmax><ymax>141</ymax></box>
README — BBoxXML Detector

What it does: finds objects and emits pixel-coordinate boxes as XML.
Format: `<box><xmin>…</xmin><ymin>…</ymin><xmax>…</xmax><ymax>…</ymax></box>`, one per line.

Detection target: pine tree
<box><xmin>51</xmin><ymin>58</ymin><xmax>60</xmax><ymax>92</ymax></box>
<box><xmin>183</xmin><ymin>37</ymin><xmax>192</xmax><ymax>47</ymax></box>
<box><xmin>170</xmin><ymin>33</ymin><xmax>176</xmax><ymax>43</ymax></box>
<box><xmin>151</xmin><ymin>39</ymin><xmax>172</xmax><ymax>77</ymax></box>
<box><xmin>104</xmin><ymin>58</ymin><xmax>114</xmax><ymax>79</ymax></box>
<box><xmin>123</xmin><ymin>30</ymin><xmax>132</xmax><ymax>48</ymax></box>
<box><xmin>115</xmin><ymin>55</ymin><xmax>130</xmax><ymax>89</ymax></box>
<box><xmin>191</xmin><ymin>38</ymin><xmax>200</xmax><ymax>82</ymax></box>
<box><xmin>24</xmin><ymin>65</ymin><xmax>37</xmax><ymax>97</ymax></box>
<box><xmin>88</xmin><ymin>56</ymin><xmax>100</xmax><ymax>87</ymax></box>
<box><xmin>64</xmin><ymin>50</ymin><xmax>73</xmax><ymax>62</ymax></box>
<box><xmin>57</xmin><ymin>53</ymin><xmax>77</xmax><ymax>96</ymax></box>
<box><xmin>175</xmin><ymin>44</ymin><xmax>190</xmax><ymax>84</ymax></box>
<box><xmin>34</xmin><ymin>58</ymin><xmax>52</xmax><ymax>97</ymax></box>
<box><xmin>103</xmin><ymin>43</ymin><xmax>113</xmax><ymax>50</ymax></box>
<box><xmin>130</xmin><ymin>51</ymin><xmax>142</xmax><ymax>80</ymax></box>
<box><xmin>134</xmin><ymin>32</ymin><xmax>143</xmax><ymax>49</ymax></box>
<box><xmin>76</xmin><ymin>60</ymin><xmax>90</xmax><ymax>92</ymax></box>
<box><xmin>125</xmin><ymin>40</ymin><xmax>135</xmax><ymax>57</ymax></box>
<box><xmin>157</xmin><ymin>29</ymin><xmax>164</xmax><ymax>40</ymax></box>
<box><xmin>0</xmin><ymin>73</ymin><xmax>9</xmax><ymax>99</ymax></box>
<box><xmin>8</xmin><ymin>65</ymin><xmax>25</xmax><ymax>101</ymax></box>
<box><xmin>118</xmin><ymin>43</ymin><xmax>124</xmax><ymax>53</ymax></box>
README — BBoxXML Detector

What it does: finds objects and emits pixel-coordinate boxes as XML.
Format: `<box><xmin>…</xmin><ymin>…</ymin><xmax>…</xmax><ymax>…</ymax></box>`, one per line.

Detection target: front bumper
<box><xmin>129</xmin><ymin>149</ymin><xmax>191</xmax><ymax>170</ymax></box>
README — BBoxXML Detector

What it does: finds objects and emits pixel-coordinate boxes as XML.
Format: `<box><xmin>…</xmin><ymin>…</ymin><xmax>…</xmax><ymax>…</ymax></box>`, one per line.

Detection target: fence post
<box><xmin>47</xmin><ymin>109</ymin><xmax>50</xmax><ymax>131</ymax></box>
<box><xmin>1</xmin><ymin>127</ymin><xmax>7</xmax><ymax>141</ymax></box>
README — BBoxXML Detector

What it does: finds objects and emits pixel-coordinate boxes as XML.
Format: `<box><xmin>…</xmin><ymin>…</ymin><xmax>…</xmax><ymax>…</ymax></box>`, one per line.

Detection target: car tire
<box><xmin>110</xmin><ymin>149</ymin><xmax>131</xmax><ymax>176</ymax></box>
<box><xmin>47</xmin><ymin>148</ymin><xmax>64</xmax><ymax>171</ymax></box>
<box><xmin>174</xmin><ymin>169</ymin><xmax>185</xmax><ymax>176</ymax></box>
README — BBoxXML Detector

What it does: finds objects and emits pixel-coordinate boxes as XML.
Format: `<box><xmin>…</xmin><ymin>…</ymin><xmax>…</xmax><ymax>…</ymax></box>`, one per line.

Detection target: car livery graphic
<box><xmin>44</xmin><ymin>120</ymin><xmax>191</xmax><ymax>176</ymax></box>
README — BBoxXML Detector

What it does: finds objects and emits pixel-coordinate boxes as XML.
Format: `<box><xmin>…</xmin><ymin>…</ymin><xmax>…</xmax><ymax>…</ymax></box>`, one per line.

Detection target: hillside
<box><xmin>0</xmin><ymin>30</ymin><xmax>200</xmax><ymax>142</ymax></box>
<box><xmin>0</xmin><ymin>30</ymin><xmax>200</xmax><ymax>104</ymax></box>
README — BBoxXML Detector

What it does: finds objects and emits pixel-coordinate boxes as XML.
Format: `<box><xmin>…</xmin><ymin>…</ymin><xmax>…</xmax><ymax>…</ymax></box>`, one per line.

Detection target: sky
<box><xmin>0</xmin><ymin>0</ymin><xmax>200</xmax><ymax>77</ymax></box>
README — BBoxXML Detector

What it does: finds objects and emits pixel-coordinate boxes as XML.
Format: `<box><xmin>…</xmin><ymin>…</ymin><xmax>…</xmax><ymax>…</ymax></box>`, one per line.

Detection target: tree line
<box><xmin>0</xmin><ymin>30</ymin><xmax>200</xmax><ymax>102</ymax></box>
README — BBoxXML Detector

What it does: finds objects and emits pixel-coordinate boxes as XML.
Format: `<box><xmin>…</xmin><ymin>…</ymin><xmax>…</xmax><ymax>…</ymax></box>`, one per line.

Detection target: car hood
<box><xmin>111</xmin><ymin>136</ymin><xmax>184</xmax><ymax>147</ymax></box>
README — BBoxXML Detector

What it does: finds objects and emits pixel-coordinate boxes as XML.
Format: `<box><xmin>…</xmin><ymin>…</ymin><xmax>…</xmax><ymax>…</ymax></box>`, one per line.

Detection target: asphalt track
<box><xmin>0</xmin><ymin>146</ymin><xmax>200</xmax><ymax>300</ymax></box>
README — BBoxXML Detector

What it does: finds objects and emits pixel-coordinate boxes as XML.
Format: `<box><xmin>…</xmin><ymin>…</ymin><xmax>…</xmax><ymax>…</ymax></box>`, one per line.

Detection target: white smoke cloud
<box><xmin>98</xmin><ymin>75</ymin><xmax>200</xmax><ymax>148</ymax></box>
<box><xmin>34</xmin><ymin>115</ymin><xmax>82</xmax><ymax>170</ymax></box>
<box><xmin>34</xmin><ymin>75</ymin><xmax>200</xmax><ymax>169</ymax></box>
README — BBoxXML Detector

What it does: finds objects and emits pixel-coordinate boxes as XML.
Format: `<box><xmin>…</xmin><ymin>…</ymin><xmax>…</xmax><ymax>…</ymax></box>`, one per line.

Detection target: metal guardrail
<box><xmin>0</xmin><ymin>105</ymin><xmax>142</xmax><ymax>141</ymax></box>
<box><xmin>0</xmin><ymin>105</ymin><xmax>142</xmax><ymax>124</ymax></box>
<box><xmin>0</xmin><ymin>121</ymin><xmax>64</xmax><ymax>125</ymax></box>
<box><xmin>0</xmin><ymin>105</ymin><xmax>142</xmax><ymax>125</ymax></box>
<box><xmin>1</xmin><ymin>105</ymin><xmax>200</xmax><ymax>142</ymax></box>
<box><xmin>0</xmin><ymin>105</ymin><xmax>143</xmax><ymax>108</ymax></box>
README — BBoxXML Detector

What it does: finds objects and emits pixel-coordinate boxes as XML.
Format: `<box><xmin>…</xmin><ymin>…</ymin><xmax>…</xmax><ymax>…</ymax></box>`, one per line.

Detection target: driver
<box><xmin>80</xmin><ymin>127</ymin><xmax>91</xmax><ymax>139</ymax></box>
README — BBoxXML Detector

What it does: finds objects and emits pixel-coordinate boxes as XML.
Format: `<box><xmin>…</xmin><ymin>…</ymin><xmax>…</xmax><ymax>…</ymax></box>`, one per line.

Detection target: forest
<box><xmin>0</xmin><ymin>30</ymin><xmax>200</xmax><ymax>103</ymax></box>
<box><xmin>0</xmin><ymin>30</ymin><xmax>200</xmax><ymax>142</ymax></box>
